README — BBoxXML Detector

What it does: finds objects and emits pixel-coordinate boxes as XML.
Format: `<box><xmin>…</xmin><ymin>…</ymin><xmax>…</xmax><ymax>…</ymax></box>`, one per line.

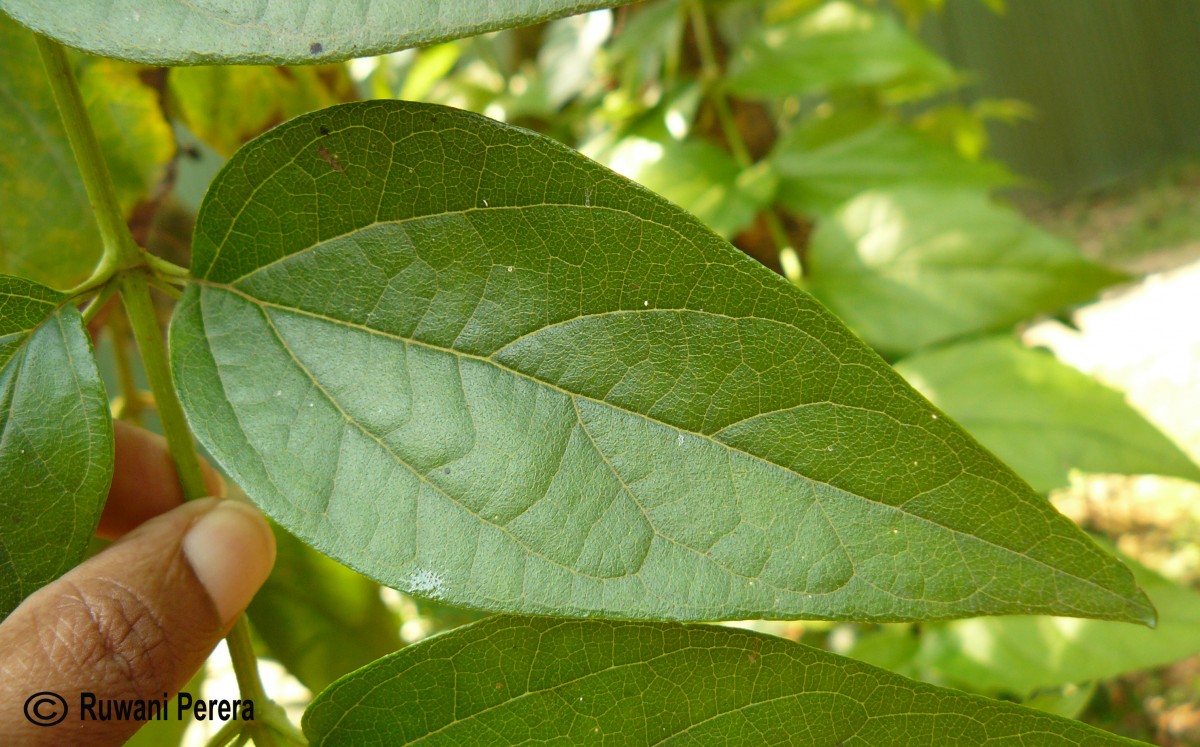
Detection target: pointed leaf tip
<box><xmin>172</xmin><ymin>100</ymin><xmax>1149</xmax><ymax>625</ymax></box>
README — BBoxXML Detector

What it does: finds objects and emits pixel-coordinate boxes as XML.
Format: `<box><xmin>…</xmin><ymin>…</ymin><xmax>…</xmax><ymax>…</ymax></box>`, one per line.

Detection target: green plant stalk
<box><xmin>108</xmin><ymin>305</ymin><xmax>144</xmax><ymax>426</ymax></box>
<box><xmin>122</xmin><ymin>274</ymin><xmax>285</xmax><ymax>747</ymax></box>
<box><xmin>685</xmin><ymin>0</ymin><xmax>802</xmax><ymax>280</ymax></box>
<box><xmin>37</xmin><ymin>33</ymin><xmax>285</xmax><ymax>747</ymax></box>
<box><xmin>35</xmin><ymin>35</ymin><xmax>141</xmax><ymax>290</ymax></box>
<box><xmin>119</xmin><ymin>272</ymin><xmax>208</xmax><ymax>498</ymax></box>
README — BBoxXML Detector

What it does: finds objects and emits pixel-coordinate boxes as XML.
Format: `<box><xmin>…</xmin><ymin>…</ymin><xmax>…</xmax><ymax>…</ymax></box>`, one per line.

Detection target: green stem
<box><xmin>108</xmin><ymin>306</ymin><xmax>144</xmax><ymax>426</ymax></box>
<box><xmin>121</xmin><ymin>273</ymin><xmax>286</xmax><ymax>747</ymax></box>
<box><xmin>144</xmin><ymin>252</ymin><xmax>192</xmax><ymax>278</ymax></box>
<box><xmin>39</xmin><ymin>31</ymin><xmax>287</xmax><ymax>747</ymax></box>
<box><xmin>206</xmin><ymin>718</ymin><xmax>245</xmax><ymax>747</ymax></box>
<box><xmin>119</xmin><ymin>271</ymin><xmax>209</xmax><ymax>500</ymax></box>
<box><xmin>35</xmin><ymin>36</ymin><xmax>141</xmax><ymax>292</ymax></box>
<box><xmin>686</xmin><ymin>0</ymin><xmax>804</xmax><ymax>281</ymax></box>
<box><xmin>226</xmin><ymin>617</ymin><xmax>288</xmax><ymax>747</ymax></box>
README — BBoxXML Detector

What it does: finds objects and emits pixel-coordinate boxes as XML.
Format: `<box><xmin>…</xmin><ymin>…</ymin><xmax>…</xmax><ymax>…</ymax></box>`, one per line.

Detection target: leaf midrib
<box><xmin>196</xmin><ymin>279</ymin><xmax>1131</xmax><ymax>611</ymax></box>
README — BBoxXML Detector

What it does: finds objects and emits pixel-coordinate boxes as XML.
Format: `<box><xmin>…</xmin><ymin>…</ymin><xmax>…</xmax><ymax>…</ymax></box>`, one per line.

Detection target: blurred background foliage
<box><xmin>5</xmin><ymin>0</ymin><xmax>1198</xmax><ymax>743</ymax></box>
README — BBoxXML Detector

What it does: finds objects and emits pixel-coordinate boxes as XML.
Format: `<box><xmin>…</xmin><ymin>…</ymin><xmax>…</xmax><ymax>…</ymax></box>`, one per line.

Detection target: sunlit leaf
<box><xmin>895</xmin><ymin>337</ymin><xmax>1200</xmax><ymax>492</ymax></box>
<box><xmin>725</xmin><ymin>1</ymin><xmax>954</xmax><ymax>99</ymax></box>
<box><xmin>170</xmin><ymin>64</ymin><xmax>357</xmax><ymax>158</ymax></box>
<box><xmin>302</xmin><ymin>616</ymin><xmax>1143</xmax><ymax>746</ymax></box>
<box><xmin>0</xmin><ymin>275</ymin><xmax>112</xmax><ymax>618</ymax></box>
<box><xmin>170</xmin><ymin>100</ymin><xmax>1151</xmax><ymax>624</ymax></box>
<box><xmin>249</xmin><ymin>519</ymin><xmax>402</xmax><ymax>693</ymax></box>
<box><xmin>0</xmin><ymin>1</ymin><xmax>638</xmax><ymax>65</ymax></box>
<box><xmin>805</xmin><ymin>187</ymin><xmax>1127</xmax><ymax>356</ymax></box>
<box><xmin>598</xmin><ymin>135</ymin><xmax>775</xmax><ymax>237</ymax></box>
<box><xmin>919</xmin><ymin>557</ymin><xmax>1200</xmax><ymax>695</ymax></box>
<box><xmin>79</xmin><ymin>58</ymin><xmax>175</xmax><ymax>212</ymax></box>
<box><xmin>772</xmin><ymin>114</ymin><xmax>1013</xmax><ymax>216</ymax></box>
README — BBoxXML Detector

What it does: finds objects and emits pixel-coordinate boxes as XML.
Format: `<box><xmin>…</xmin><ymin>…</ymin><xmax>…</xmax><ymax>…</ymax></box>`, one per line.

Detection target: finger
<box><xmin>0</xmin><ymin>498</ymin><xmax>275</xmax><ymax>746</ymax></box>
<box><xmin>98</xmin><ymin>422</ymin><xmax>225</xmax><ymax>539</ymax></box>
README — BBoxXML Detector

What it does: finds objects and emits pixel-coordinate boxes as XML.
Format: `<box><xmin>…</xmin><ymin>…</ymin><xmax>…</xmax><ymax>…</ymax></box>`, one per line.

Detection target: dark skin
<box><xmin>0</xmin><ymin>422</ymin><xmax>276</xmax><ymax>746</ymax></box>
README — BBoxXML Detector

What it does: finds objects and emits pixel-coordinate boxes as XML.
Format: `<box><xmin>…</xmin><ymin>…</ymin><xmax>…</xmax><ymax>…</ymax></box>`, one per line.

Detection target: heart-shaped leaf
<box><xmin>0</xmin><ymin>275</ymin><xmax>112</xmax><ymax>618</ymax></box>
<box><xmin>0</xmin><ymin>2</ymin><xmax>635</xmax><ymax>66</ymax></box>
<box><xmin>170</xmin><ymin>100</ymin><xmax>1151</xmax><ymax>624</ymax></box>
<box><xmin>301</xmin><ymin>616</ymin><xmax>1144</xmax><ymax>746</ymax></box>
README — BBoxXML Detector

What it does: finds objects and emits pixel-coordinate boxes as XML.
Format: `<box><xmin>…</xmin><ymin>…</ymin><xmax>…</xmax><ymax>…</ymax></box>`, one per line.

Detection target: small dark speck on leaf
<box><xmin>316</xmin><ymin>146</ymin><xmax>344</xmax><ymax>173</ymax></box>
<box><xmin>444</xmin><ymin>468</ymin><xmax>451</xmax><ymax>475</ymax></box>
<box><xmin>310</xmin><ymin>42</ymin><xmax>323</xmax><ymax>55</ymax></box>
<box><xmin>319</xmin><ymin>125</ymin><xmax>330</xmax><ymax>136</ymax></box>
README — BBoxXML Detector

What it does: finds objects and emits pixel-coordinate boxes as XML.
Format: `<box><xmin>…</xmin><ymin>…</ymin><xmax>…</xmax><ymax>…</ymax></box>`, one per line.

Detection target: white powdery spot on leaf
<box><xmin>407</xmin><ymin>568</ymin><xmax>447</xmax><ymax>599</ymax></box>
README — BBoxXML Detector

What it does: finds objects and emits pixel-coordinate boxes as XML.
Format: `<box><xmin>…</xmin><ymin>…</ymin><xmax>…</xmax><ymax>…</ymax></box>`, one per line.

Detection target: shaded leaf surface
<box><xmin>725</xmin><ymin>1</ymin><xmax>953</xmax><ymax>99</ymax></box>
<box><xmin>171</xmin><ymin>100</ymin><xmax>1150</xmax><ymax>624</ymax></box>
<box><xmin>895</xmin><ymin>337</ymin><xmax>1200</xmax><ymax>493</ymax></box>
<box><xmin>302</xmin><ymin>616</ymin><xmax>1143</xmax><ymax>746</ymax></box>
<box><xmin>0</xmin><ymin>1</ymin><xmax>636</xmax><ymax>65</ymax></box>
<box><xmin>805</xmin><ymin>187</ymin><xmax>1127</xmax><ymax>356</ymax></box>
<box><xmin>772</xmin><ymin>115</ymin><xmax>1012</xmax><ymax>216</ymax></box>
<box><xmin>0</xmin><ymin>275</ymin><xmax>112</xmax><ymax>618</ymax></box>
<box><xmin>249</xmin><ymin>518</ymin><xmax>402</xmax><ymax>694</ymax></box>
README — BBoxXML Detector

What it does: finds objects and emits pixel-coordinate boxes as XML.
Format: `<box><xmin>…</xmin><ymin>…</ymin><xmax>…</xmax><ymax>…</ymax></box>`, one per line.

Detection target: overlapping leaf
<box><xmin>170</xmin><ymin>100</ymin><xmax>1151</xmax><ymax>624</ymax></box>
<box><xmin>805</xmin><ymin>187</ymin><xmax>1127</xmax><ymax>356</ymax></box>
<box><xmin>0</xmin><ymin>276</ymin><xmax>112</xmax><ymax>618</ymax></box>
<box><xmin>302</xmin><ymin>616</ymin><xmax>1144</xmax><ymax>746</ymax></box>
<box><xmin>895</xmin><ymin>337</ymin><xmax>1200</xmax><ymax>492</ymax></box>
<box><xmin>0</xmin><ymin>1</ymin><xmax>636</xmax><ymax>65</ymax></box>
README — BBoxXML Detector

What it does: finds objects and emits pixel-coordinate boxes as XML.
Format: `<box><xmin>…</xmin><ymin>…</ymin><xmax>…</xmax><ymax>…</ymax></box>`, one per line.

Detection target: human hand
<box><xmin>0</xmin><ymin>422</ymin><xmax>276</xmax><ymax>746</ymax></box>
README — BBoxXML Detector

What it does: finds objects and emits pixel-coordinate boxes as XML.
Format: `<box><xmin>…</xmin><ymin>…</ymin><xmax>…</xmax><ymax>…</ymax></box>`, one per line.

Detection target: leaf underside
<box><xmin>0</xmin><ymin>2</ymin><xmax>637</xmax><ymax>65</ymax></box>
<box><xmin>301</xmin><ymin>616</ymin><xmax>1143</xmax><ymax>746</ymax></box>
<box><xmin>0</xmin><ymin>275</ymin><xmax>112</xmax><ymax>618</ymax></box>
<box><xmin>170</xmin><ymin>100</ymin><xmax>1152</xmax><ymax>625</ymax></box>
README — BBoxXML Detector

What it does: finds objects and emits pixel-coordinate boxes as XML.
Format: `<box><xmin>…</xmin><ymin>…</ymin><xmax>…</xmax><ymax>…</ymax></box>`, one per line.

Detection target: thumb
<box><xmin>0</xmin><ymin>498</ymin><xmax>275</xmax><ymax>746</ymax></box>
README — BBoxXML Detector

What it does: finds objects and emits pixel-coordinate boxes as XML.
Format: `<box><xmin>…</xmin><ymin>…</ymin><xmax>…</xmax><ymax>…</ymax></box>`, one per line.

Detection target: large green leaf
<box><xmin>895</xmin><ymin>337</ymin><xmax>1200</xmax><ymax>493</ymax></box>
<box><xmin>249</xmin><ymin>518</ymin><xmax>402</xmax><ymax>694</ymax></box>
<box><xmin>0</xmin><ymin>2</ymin><xmax>636</xmax><ymax>66</ymax></box>
<box><xmin>170</xmin><ymin>100</ymin><xmax>1151</xmax><ymax>624</ymax></box>
<box><xmin>301</xmin><ymin>616</ymin><xmax>1143</xmax><ymax>746</ymax></box>
<box><xmin>805</xmin><ymin>187</ymin><xmax>1127</xmax><ymax>356</ymax></box>
<box><xmin>772</xmin><ymin>114</ymin><xmax>1013</xmax><ymax>216</ymax></box>
<box><xmin>0</xmin><ymin>15</ymin><xmax>172</xmax><ymax>288</ymax></box>
<box><xmin>0</xmin><ymin>275</ymin><xmax>112</xmax><ymax>618</ymax></box>
<box><xmin>725</xmin><ymin>1</ymin><xmax>954</xmax><ymax>99</ymax></box>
